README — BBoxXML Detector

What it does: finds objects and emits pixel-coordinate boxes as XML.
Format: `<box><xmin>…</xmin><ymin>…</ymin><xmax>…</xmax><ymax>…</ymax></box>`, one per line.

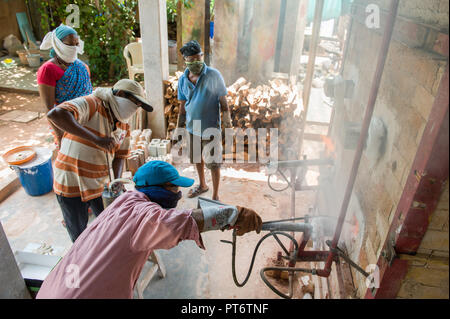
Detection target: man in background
<box><xmin>176</xmin><ymin>40</ymin><xmax>233</xmax><ymax>201</ymax></box>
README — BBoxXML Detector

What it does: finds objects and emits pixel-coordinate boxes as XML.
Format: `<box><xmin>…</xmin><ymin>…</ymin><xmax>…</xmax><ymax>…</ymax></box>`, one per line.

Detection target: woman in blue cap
<box><xmin>37</xmin><ymin>23</ymin><xmax>93</xmax><ymax>150</ymax></box>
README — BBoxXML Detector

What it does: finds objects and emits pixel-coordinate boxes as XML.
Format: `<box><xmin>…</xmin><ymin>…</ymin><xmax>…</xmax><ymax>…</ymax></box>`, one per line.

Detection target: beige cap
<box><xmin>113</xmin><ymin>79</ymin><xmax>153</xmax><ymax>112</ymax></box>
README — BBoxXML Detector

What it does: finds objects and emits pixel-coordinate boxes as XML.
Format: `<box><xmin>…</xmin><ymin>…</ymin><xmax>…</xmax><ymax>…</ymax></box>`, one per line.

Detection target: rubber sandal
<box><xmin>188</xmin><ymin>185</ymin><xmax>209</xmax><ymax>198</ymax></box>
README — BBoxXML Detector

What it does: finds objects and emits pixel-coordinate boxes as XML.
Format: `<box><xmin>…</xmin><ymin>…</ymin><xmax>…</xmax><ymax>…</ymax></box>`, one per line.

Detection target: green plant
<box><xmin>166</xmin><ymin>0</ymin><xmax>193</xmax><ymax>23</ymax></box>
<box><xmin>32</xmin><ymin>0</ymin><xmax>138</xmax><ymax>86</ymax></box>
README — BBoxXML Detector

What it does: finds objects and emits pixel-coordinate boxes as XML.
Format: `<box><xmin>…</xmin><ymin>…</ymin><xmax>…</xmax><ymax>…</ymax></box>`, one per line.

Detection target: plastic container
<box><xmin>16</xmin><ymin>49</ymin><xmax>40</xmax><ymax>65</ymax></box>
<box><xmin>168</xmin><ymin>40</ymin><xmax>177</xmax><ymax>64</ymax></box>
<box><xmin>26</xmin><ymin>53</ymin><xmax>41</xmax><ymax>68</ymax></box>
<box><xmin>10</xmin><ymin>147</ymin><xmax>53</xmax><ymax>196</ymax></box>
<box><xmin>2</xmin><ymin>146</ymin><xmax>36</xmax><ymax>165</ymax></box>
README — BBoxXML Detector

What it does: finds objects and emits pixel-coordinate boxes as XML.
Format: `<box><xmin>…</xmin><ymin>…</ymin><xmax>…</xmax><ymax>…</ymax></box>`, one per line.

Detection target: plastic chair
<box><xmin>133</xmin><ymin>251</ymin><xmax>166</xmax><ymax>299</ymax></box>
<box><xmin>123</xmin><ymin>42</ymin><xmax>144</xmax><ymax>80</ymax></box>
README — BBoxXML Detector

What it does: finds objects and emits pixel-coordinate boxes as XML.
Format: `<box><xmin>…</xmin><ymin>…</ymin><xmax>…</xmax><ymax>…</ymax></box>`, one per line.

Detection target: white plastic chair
<box><xmin>123</xmin><ymin>42</ymin><xmax>144</xmax><ymax>80</ymax></box>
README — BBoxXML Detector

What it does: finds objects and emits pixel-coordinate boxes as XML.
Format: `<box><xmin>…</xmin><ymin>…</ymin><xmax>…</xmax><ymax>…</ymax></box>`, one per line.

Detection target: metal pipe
<box><xmin>316</xmin><ymin>0</ymin><xmax>400</xmax><ymax>277</ymax></box>
<box><xmin>267</xmin><ymin>158</ymin><xmax>334</xmax><ymax>170</ymax></box>
<box><xmin>262</xmin><ymin>222</ymin><xmax>313</xmax><ymax>233</ymax></box>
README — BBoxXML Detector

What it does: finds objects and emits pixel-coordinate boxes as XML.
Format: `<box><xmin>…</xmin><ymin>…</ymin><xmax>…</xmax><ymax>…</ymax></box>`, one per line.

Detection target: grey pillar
<box><xmin>138</xmin><ymin>0</ymin><xmax>169</xmax><ymax>139</ymax></box>
<box><xmin>0</xmin><ymin>222</ymin><xmax>30</xmax><ymax>299</ymax></box>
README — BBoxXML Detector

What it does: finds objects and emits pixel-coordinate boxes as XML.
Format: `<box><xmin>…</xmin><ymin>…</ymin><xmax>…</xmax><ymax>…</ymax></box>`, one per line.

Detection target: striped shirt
<box><xmin>53</xmin><ymin>94</ymin><xmax>131</xmax><ymax>202</ymax></box>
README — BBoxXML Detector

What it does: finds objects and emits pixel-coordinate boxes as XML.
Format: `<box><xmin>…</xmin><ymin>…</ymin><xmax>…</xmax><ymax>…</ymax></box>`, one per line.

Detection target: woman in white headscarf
<box><xmin>37</xmin><ymin>24</ymin><xmax>93</xmax><ymax>149</ymax></box>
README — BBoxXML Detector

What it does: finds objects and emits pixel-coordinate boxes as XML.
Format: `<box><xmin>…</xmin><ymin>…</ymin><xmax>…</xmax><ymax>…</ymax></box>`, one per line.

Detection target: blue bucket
<box><xmin>12</xmin><ymin>147</ymin><xmax>53</xmax><ymax>196</ymax></box>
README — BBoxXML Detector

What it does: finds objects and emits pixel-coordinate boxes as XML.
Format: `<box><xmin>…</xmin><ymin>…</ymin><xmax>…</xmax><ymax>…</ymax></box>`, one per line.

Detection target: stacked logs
<box><xmin>164</xmin><ymin>71</ymin><xmax>184</xmax><ymax>139</ymax></box>
<box><xmin>163</xmin><ymin>76</ymin><xmax>304</xmax><ymax>161</ymax></box>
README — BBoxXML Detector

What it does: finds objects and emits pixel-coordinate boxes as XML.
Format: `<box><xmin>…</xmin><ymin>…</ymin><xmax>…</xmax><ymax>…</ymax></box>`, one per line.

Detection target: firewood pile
<box><xmin>164</xmin><ymin>75</ymin><xmax>304</xmax><ymax>161</ymax></box>
<box><xmin>163</xmin><ymin>71</ymin><xmax>184</xmax><ymax>139</ymax></box>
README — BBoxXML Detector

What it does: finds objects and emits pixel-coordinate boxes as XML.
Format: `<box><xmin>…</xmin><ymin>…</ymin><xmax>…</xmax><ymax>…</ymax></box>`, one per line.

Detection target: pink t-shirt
<box><xmin>36</xmin><ymin>190</ymin><xmax>204</xmax><ymax>299</ymax></box>
<box><xmin>37</xmin><ymin>60</ymin><xmax>91</xmax><ymax>87</ymax></box>
<box><xmin>37</xmin><ymin>61</ymin><xmax>65</xmax><ymax>87</ymax></box>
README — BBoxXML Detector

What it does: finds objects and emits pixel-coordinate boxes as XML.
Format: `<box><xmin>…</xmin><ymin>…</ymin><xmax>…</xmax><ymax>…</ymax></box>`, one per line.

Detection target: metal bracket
<box><xmin>381</xmin><ymin>233</ymin><xmax>397</xmax><ymax>267</ymax></box>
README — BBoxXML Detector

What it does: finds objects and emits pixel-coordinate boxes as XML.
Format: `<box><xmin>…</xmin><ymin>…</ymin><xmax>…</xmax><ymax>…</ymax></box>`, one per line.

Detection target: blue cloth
<box><xmin>133</xmin><ymin>160</ymin><xmax>194</xmax><ymax>188</ymax></box>
<box><xmin>55</xmin><ymin>59</ymin><xmax>93</xmax><ymax>104</ymax></box>
<box><xmin>178</xmin><ymin>64</ymin><xmax>228</xmax><ymax>136</ymax></box>
<box><xmin>50</xmin><ymin>25</ymin><xmax>78</xmax><ymax>58</ymax></box>
<box><xmin>136</xmin><ymin>186</ymin><xmax>182</xmax><ymax>209</ymax></box>
<box><xmin>307</xmin><ymin>0</ymin><xmax>353</xmax><ymax>23</ymax></box>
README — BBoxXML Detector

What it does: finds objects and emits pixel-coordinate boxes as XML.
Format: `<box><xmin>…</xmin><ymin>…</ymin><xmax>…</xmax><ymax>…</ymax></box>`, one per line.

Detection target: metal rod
<box><xmin>298</xmin><ymin>0</ymin><xmax>325</xmax><ymax>155</ymax></box>
<box><xmin>268</xmin><ymin>158</ymin><xmax>334</xmax><ymax>169</ymax></box>
<box><xmin>288</xmin><ymin>168</ymin><xmax>297</xmax><ymax>254</ymax></box>
<box><xmin>272</xmin><ymin>233</ymin><xmax>290</xmax><ymax>256</ymax></box>
<box><xmin>262</xmin><ymin>222</ymin><xmax>312</xmax><ymax>233</ymax></box>
<box><xmin>317</xmin><ymin>0</ymin><xmax>400</xmax><ymax>277</ymax></box>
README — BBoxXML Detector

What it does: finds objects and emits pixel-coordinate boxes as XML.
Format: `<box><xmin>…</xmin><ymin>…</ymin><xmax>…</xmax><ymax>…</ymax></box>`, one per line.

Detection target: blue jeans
<box><xmin>56</xmin><ymin>195</ymin><xmax>104</xmax><ymax>242</ymax></box>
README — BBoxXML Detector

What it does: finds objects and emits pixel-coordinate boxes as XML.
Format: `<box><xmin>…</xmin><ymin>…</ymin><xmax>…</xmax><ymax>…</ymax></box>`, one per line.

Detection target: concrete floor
<box><xmin>0</xmin><ymin>56</ymin><xmax>39</xmax><ymax>93</ymax></box>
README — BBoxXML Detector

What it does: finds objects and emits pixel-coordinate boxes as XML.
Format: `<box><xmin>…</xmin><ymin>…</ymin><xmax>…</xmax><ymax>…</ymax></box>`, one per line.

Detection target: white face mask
<box><xmin>40</xmin><ymin>29</ymin><xmax>84</xmax><ymax>63</ymax></box>
<box><xmin>111</xmin><ymin>95</ymin><xmax>139</xmax><ymax>123</ymax></box>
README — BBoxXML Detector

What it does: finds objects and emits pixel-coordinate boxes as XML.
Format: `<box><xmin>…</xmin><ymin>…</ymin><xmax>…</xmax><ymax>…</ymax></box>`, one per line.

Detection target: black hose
<box><xmin>260</xmin><ymin>267</ymin><xmax>315</xmax><ymax>299</ymax></box>
<box><xmin>229</xmin><ymin>230</ymin><xmax>299</xmax><ymax>287</ymax></box>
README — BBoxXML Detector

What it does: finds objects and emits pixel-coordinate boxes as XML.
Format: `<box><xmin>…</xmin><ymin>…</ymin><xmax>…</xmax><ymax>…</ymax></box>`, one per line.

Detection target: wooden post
<box><xmin>247</xmin><ymin>0</ymin><xmax>282</xmax><ymax>84</ymax></box>
<box><xmin>177</xmin><ymin>0</ymin><xmax>184</xmax><ymax>71</ymax></box>
<box><xmin>298</xmin><ymin>0</ymin><xmax>325</xmax><ymax>155</ymax></box>
<box><xmin>181</xmin><ymin>0</ymin><xmax>206</xmax><ymax>50</ymax></box>
<box><xmin>204</xmin><ymin>0</ymin><xmax>211</xmax><ymax>65</ymax></box>
<box><xmin>275</xmin><ymin>0</ymin><xmax>309</xmax><ymax>77</ymax></box>
<box><xmin>212</xmin><ymin>0</ymin><xmax>240</xmax><ymax>85</ymax></box>
<box><xmin>138</xmin><ymin>0</ymin><xmax>169</xmax><ymax>139</ymax></box>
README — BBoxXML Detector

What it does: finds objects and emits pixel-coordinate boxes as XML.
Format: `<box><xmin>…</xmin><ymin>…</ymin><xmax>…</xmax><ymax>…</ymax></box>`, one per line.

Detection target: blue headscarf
<box><xmin>49</xmin><ymin>25</ymin><xmax>78</xmax><ymax>58</ymax></box>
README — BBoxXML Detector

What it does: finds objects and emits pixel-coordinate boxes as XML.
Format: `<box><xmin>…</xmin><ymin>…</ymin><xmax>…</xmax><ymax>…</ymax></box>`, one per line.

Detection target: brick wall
<box><xmin>396</xmin><ymin>182</ymin><xmax>449</xmax><ymax>299</ymax></box>
<box><xmin>321</xmin><ymin>0</ymin><xmax>448</xmax><ymax>298</ymax></box>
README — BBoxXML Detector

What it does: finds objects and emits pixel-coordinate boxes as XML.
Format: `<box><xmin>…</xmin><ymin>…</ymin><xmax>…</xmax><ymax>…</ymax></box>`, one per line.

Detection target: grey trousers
<box><xmin>56</xmin><ymin>194</ymin><xmax>104</xmax><ymax>242</ymax></box>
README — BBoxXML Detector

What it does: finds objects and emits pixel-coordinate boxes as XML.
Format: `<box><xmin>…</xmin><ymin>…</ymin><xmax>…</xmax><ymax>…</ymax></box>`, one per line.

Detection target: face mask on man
<box><xmin>111</xmin><ymin>95</ymin><xmax>139</xmax><ymax>123</ymax></box>
<box><xmin>136</xmin><ymin>186</ymin><xmax>182</xmax><ymax>209</ymax></box>
<box><xmin>186</xmin><ymin>61</ymin><xmax>205</xmax><ymax>75</ymax></box>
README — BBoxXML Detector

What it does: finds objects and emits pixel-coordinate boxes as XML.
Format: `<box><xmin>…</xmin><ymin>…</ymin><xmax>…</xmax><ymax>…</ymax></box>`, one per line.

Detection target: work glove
<box><xmin>202</xmin><ymin>205</ymin><xmax>239</xmax><ymax>232</ymax></box>
<box><xmin>234</xmin><ymin>206</ymin><xmax>263</xmax><ymax>236</ymax></box>
<box><xmin>222</xmin><ymin>110</ymin><xmax>233</xmax><ymax>129</ymax></box>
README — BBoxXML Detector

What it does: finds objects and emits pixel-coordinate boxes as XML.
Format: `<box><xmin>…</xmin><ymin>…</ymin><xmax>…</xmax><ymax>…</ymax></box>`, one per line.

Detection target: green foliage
<box><xmin>166</xmin><ymin>0</ymin><xmax>193</xmax><ymax>23</ymax></box>
<box><xmin>33</xmin><ymin>0</ymin><xmax>138</xmax><ymax>85</ymax></box>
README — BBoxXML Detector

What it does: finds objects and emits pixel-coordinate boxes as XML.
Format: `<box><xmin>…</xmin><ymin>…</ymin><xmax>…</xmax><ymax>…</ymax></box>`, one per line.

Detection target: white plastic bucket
<box><xmin>26</xmin><ymin>54</ymin><xmax>41</xmax><ymax>68</ymax></box>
